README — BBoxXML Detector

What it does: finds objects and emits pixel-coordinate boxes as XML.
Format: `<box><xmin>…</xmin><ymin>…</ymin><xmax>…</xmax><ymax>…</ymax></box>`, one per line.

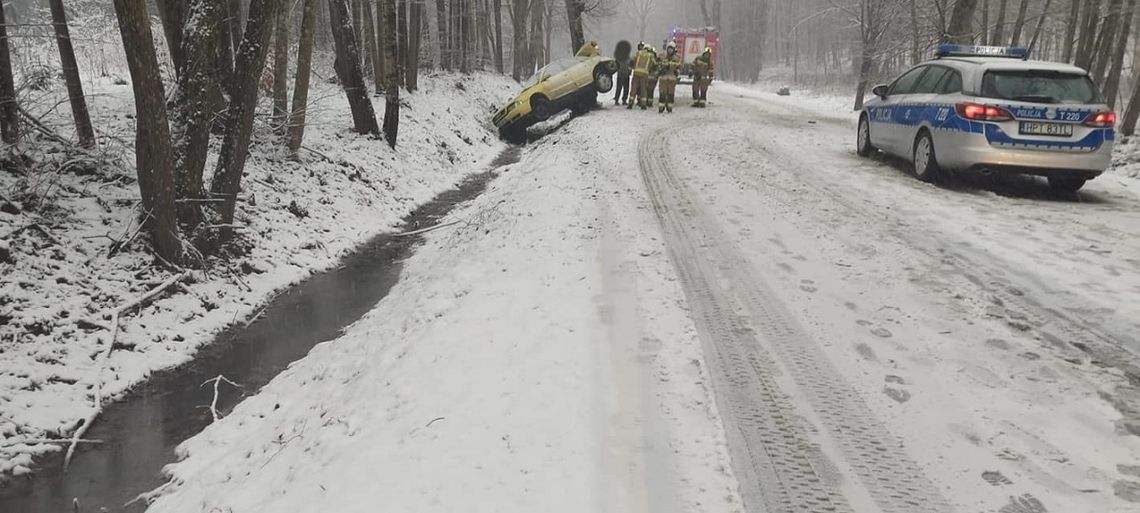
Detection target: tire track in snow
<box><xmin>638</xmin><ymin>125</ymin><xmax>954</xmax><ymax>513</ymax></box>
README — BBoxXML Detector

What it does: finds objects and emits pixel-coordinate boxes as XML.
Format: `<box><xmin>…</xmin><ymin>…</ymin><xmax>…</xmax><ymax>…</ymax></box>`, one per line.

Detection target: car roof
<box><xmin>926</xmin><ymin>56</ymin><xmax>1088</xmax><ymax>74</ymax></box>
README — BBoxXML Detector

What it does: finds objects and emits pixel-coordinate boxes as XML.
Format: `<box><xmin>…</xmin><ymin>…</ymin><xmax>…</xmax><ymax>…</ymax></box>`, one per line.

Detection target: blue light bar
<box><xmin>935</xmin><ymin>44</ymin><xmax>1029</xmax><ymax>59</ymax></box>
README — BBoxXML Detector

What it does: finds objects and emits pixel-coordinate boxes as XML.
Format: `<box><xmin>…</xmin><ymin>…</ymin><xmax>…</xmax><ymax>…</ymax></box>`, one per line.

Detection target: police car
<box><xmin>857</xmin><ymin>45</ymin><xmax>1115</xmax><ymax>192</ymax></box>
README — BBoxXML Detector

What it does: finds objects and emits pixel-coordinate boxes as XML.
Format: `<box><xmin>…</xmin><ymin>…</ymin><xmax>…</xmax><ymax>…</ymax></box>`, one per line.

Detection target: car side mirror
<box><xmin>872</xmin><ymin>84</ymin><xmax>889</xmax><ymax>99</ymax></box>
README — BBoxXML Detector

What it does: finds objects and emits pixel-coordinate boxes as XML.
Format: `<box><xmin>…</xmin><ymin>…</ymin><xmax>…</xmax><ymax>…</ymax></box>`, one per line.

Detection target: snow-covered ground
<box><xmin>0</xmin><ymin>72</ymin><xmax>516</xmax><ymax>477</ymax></box>
<box><xmin>144</xmin><ymin>82</ymin><xmax>1140</xmax><ymax>512</ymax></box>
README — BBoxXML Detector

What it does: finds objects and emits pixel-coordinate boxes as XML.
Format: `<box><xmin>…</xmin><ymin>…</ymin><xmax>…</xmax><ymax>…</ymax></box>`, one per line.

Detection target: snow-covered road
<box><xmin>144</xmin><ymin>85</ymin><xmax>1140</xmax><ymax>513</ymax></box>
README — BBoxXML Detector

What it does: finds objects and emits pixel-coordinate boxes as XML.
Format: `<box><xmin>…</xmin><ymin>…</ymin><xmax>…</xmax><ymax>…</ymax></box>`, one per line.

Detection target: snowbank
<box><xmin>141</xmin><ymin>109</ymin><xmax>741</xmax><ymax>513</ymax></box>
<box><xmin>0</xmin><ymin>72</ymin><xmax>516</xmax><ymax>477</ymax></box>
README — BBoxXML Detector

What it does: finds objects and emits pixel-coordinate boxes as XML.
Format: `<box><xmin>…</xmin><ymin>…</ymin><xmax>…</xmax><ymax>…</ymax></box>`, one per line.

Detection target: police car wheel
<box><xmin>856</xmin><ymin>116</ymin><xmax>874</xmax><ymax>157</ymax></box>
<box><xmin>913</xmin><ymin>131</ymin><xmax>941</xmax><ymax>183</ymax></box>
<box><xmin>1047</xmin><ymin>176</ymin><xmax>1087</xmax><ymax>193</ymax></box>
<box><xmin>594</xmin><ymin>71</ymin><xmax>614</xmax><ymax>93</ymax></box>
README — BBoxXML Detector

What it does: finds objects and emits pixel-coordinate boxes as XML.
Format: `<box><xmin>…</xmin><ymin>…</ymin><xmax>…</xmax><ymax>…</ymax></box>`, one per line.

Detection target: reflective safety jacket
<box><xmin>576</xmin><ymin>43</ymin><xmax>599</xmax><ymax>57</ymax></box>
<box><xmin>693</xmin><ymin>54</ymin><xmax>714</xmax><ymax>79</ymax></box>
<box><xmin>632</xmin><ymin>49</ymin><xmax>655</xmax><ymax>78</ymax></box>
<box><xmin>657</xmin><ymin>54</ymin><xmax>682</xmax><ymax>82</ymax></box>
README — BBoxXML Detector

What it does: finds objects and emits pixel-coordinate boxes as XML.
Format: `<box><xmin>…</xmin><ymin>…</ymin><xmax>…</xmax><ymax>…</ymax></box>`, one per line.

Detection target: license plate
<box><xmin>1019</xmin><ymin>121</ymin><xmax>1073</xmax><ymax>137</ymax></box>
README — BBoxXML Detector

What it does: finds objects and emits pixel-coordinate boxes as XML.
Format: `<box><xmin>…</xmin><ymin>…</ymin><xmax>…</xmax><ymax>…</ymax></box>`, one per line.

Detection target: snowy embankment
<box><xmin>142</xmin><ymin>111</ymin><xmax>741</xmax><ymax>513</ymax></box>
<box><xmin>0</xmin><ymin>72</ymin><xmax>515</xmax><ymax>477</ymax></box>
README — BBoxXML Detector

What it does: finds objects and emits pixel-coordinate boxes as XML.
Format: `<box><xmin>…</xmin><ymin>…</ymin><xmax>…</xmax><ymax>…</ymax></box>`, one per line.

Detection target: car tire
<box><xmin>594</xmin><ymin>70</ymin><xmax>614</xmax><ymax>93</ymax></box>
<box><xmin>531</xmin><ymin>95</ymin><xmax>553</xmax><ymax>121</ymax></box>
<box><xmin>856</xmin><ymin>115</ymin><xmax>875</xmax><ymax>157</ymax></box>
<box><xmin>1048</xmin><ymin>175</ymin><xmax>1087</xmax><ymax>193</ymax></box>
<box><xmin>913</xmin><ymin>130</ymin><xmax>942</xmax><ymax>183</ymax></box>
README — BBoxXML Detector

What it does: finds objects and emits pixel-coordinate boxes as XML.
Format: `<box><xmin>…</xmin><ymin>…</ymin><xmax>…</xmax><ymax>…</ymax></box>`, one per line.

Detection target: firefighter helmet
<box><xmin>703</xmin><ymin>47</ymin><xmax>712</xmax><ymax>54</ymax></box>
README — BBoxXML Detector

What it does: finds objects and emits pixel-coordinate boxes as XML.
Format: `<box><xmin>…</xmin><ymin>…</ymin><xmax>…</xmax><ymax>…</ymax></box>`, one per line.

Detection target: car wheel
<box><xmin>856</xmin><ymin>115</ymin><xmax>875</xmax><ymax>157</ymax></box>
<box><xmin>531</xmin><ymin>95</ymin><xmax>553</xmax><ymax>121</ymax></box>
<box><xmin>594</xmin><ymin>71</ymin><xmax>614</xmax><ymax>93</ymax></box>
<box><xmin>1048</xmin><ymin>175</ymin><xmax>1087</xmax><ymax>193</ymax></box>
<box><xmin>913</xmin><ymin>130</ymin><xmax>941</xmax><ymax>183</ymax></box>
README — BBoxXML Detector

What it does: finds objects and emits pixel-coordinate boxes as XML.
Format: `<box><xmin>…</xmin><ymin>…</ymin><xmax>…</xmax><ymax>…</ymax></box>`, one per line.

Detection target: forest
<box><xmin>0</xmin><ymin>0</ymin><xmax>1137</xmax><ymax>265</ymax></box>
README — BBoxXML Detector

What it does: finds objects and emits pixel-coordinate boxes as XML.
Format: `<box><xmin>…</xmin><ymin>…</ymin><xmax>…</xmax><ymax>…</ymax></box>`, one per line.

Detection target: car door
<box><xmin>903</xmin><ymin>66</ymin><xmax>950</xmax><ymax>156</ymax></box>
<box><xmin>546</xmin><ymin>58</ymin><xmax>581</xmax><ymax>101</ymax></box>
<box><xmin>871</xmin><ymin>66</ymin><xmax>928</xmax><ymax>155</ymax></box>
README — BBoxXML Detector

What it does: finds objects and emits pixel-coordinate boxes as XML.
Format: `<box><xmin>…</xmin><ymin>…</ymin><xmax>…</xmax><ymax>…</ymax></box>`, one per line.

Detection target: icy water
<box><xmin>0</xmin><ymin>148</ymin><xmax>518</xmax><ymax>513</ymax></box>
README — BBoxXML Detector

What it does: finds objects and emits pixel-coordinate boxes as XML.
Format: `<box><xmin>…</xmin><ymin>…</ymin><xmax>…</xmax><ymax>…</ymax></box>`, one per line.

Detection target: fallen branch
<box><xmin>200</xmin><ymin>375</ymin><xmax>240</xmax><ymax>423</ymax></box>
<box><xmin>1</xmin><ymin>438</ymin><xmax>103</xmax><ymax>448</ymax></box>
<box><xmin>393</xmin><ymin>220</ymin><xmax>461</xmax><ymax>238</ymax></box>
<box><xmin>425</xmin><ymin>417</ymin><xmax>446</xmax><ymax>428</ymax></box>
<box><xmin>31</xmin><ymin>223</ymin><xmax>63</xmax><ymax>247</ymax></box>
<box><xmin>1</xmin><ymin>223</ymin><xmax>63</xmax><ymax>246</ymax></box>
<box><xmin>17</xmin><ymin>106</ymin><xmax>70</xmax><ymax>146</ymax></box>
<box><xmin>64</xmin><ymin>271</ymin><xmax>191</xmax><ymax>471</ymax></box>
<box><xmin>300</xmin><ymin>146</ymin><xmax>333</xmax><ymax>162</ymax></box>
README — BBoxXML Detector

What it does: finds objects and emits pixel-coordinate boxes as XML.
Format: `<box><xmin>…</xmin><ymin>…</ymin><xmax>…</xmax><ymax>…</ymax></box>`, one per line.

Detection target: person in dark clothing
<box><xmin>614</xmin><ymin>59</ymin><xmax>632</xmax><ymax>105</ymax></box>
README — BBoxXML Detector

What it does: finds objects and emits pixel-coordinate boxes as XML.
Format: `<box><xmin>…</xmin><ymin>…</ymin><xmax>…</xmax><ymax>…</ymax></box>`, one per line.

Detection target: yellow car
<box><xmin>493</xmin><ymin>55</ymin><xmax>619</xmax><ymax>142</ymax></box>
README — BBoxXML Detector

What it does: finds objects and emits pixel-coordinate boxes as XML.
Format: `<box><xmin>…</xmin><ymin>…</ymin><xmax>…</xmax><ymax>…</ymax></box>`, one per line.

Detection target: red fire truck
<box><xmin>667</xmin><ymin>27</ymin><xmax>719</xmax><ymax>81</ymax></box>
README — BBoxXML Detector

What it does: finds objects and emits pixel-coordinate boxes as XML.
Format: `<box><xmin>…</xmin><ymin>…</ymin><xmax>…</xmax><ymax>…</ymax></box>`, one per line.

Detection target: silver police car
<box><xmin>857</xmin><ymin>45</ymin><xmax>1115</xmax><ymax>192</ymax></box>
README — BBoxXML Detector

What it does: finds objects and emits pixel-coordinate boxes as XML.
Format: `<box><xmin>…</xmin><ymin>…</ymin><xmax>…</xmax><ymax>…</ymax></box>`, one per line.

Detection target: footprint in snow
<box><xmin>882</xmin><ymin>386</ymin><xmax>910</xmax><ymax>404</ymax></box>
<box><xmin>854</xmin><ymin>343</ymin><xmax>877</xmax><ymax>361</ymax></box>
<box><xmin>799</xmin><ymin>279</ymin><xmax>817</xmax><ymax>293</ymax></box>
<box><xmin>982</xmin><ymin>470</ymin><xmax>1013</xmax><ymax>486</ymax></box>
<box><xmin>986</xmin><ymin>338</ymin><xmax>1012</xmax><ymax>351</ymax></box>
<box><xmin>871</xmin><ymin>327</ymin><xmax>893</xmax><ymax>338</ymax></box>
<box><xmin>998</xmin><ymin>493</ymin><xmax>1047</xmax><ymax>513</ymax></box>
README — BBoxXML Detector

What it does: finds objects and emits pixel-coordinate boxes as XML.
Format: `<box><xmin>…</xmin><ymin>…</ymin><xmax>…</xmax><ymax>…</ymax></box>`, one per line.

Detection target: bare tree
<box><xmin>1103</xmin><ymin>0</ymin><xmax>1137</xmax><ymax>108</ymax></box>
<box><xmin>1062</xmin><ymin>0</ymin><xmax>1081</xmax><ymax>61</ymax></box>
<box><xmin>493</xmin><ymin>0</ymin><xmax>504</xmax><ymax>72</ymax></box>
<box><xmin>628</xmin><ymin>0</ymin><xmax>655</xmax><ymax>42</ymax></box>
<box><xmin>946</xmin><ymin>0</ymin><xmax>979</xmax><ymax>43</ymax></box>
<box><xmin>329</xmin><ymin>0</ymin><xmax>380</xmax><ymax>134</ymax></box>
<box><xmin>381</xmin><ymin>0</ymin><xmax>401</xmax><ymax>146</ymax></box>
<box><xmin>47</xmin><ymin>0</ymin><xmax>94</xmax><ymax>148</ymax></box>
<box><xmin>210</xmin><ymin>0</ymin><xmax>279</xmax><ymax>242</ymax></box>
<box><xmin>289</xmin><ymin>0</ymin><xmax>320</xmax><ymax>153</ymax></box>
<box><xmin>1007</xmin><ymin>0</ymin><xmax>1031</xmax><ymax>45</ymax></box>
<box><xmin>171</xmin><ymin>0</ymin><xmax>225</xmax><ymax>229</ymax></box>
<box><xmin>991</xmin><ymin>0</ymin><xmax>1009</xmax><ymax>44</ymax></box>
<box><xmin>0</xmin><ymin>1</ymin><xmax>18</xmax><ymax>145</ymax></box>
<box><xmin>510</xmin><ymin>0</ymin><xmax>530</xmax><ymax>80</ymax></box>
<box><xmin>564</xmin><ymin>0</ymin><xmax>584</xmax><ymax>54</ymax></box>
<box><xmin>408</xmin><ymin>1</ymin><xmax>424</xmax><ymax>90</ymax></box>
<box><xmin>272</xmin><ymin>2</ymin><xmax>291</xmax><ymax>134</ymax></box>
<box><xmin>155</xmin><ymin>0</ymin><xmax>189</xmax><ymax>72</ymax></box>
<box><xmin>111</xmin><ymin>0</ymin><xmax>181</xmax><ymax>263</ymax></box>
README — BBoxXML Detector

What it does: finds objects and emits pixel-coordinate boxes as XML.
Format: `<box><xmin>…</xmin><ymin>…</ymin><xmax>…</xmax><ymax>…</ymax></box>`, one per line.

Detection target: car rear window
<box><xmin>979</xmin><ymin>70</ymin><xmax>1100</xmax><ymax>104</ymax></box>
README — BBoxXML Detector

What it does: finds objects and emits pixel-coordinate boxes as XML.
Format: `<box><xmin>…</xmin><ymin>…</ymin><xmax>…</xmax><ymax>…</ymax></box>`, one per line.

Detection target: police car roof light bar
<box><xmin>935</xmin><ymin>44</ymin><xmax>1029</xmax><ymax>60</ymax></box>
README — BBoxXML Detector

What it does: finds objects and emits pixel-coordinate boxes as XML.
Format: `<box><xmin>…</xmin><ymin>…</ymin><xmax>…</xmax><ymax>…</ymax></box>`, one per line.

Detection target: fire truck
<box><xmin>667</xmin><ymin>27</ymin><xmax>719</xmax><ymax>82</ymax></box>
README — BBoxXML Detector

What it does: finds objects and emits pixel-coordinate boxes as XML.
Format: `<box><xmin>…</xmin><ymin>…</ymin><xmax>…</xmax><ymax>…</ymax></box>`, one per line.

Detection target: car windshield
<box><xmin>979</xmin><ymin>70</ymin><xmax>1100</xmax><ymax>104</ymax></box>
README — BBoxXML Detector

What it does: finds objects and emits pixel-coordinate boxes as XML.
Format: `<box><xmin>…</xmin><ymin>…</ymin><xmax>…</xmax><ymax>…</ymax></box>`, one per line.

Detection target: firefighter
<box><xmin>629</xmin><ymin>43</ymin><xmax>655</xmax><ymax>110</ymax></box>
<box><xmin>692</xmin><ymin>47</ymin><xmax>714</xmax><ymax>107</ymax></box>
<box><xmin>657</xmin><ymin>42</ymin><xmax>682</xmax><ymax>113</ymax></box>
<box><xmin>645</xmin><ymin>46</ymin><xmax>660</xmax><ymax>109</ymax></box>
<box><xmin>576</xmin><ymin>40</ymin><xmax>599</xmax><ymax>57</ymax></box>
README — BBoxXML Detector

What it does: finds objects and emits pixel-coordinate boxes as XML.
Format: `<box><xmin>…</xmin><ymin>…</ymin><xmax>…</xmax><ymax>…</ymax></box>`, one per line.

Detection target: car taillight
<box><xmin>1084</xmin><ymin>111</ymin><xmax>1117</xmax><ymax>128</ymax></box>
<box><xmin>955</xmin><ymin>103</ymin><xmax>1014</xmax><ymax>122</ymax></box>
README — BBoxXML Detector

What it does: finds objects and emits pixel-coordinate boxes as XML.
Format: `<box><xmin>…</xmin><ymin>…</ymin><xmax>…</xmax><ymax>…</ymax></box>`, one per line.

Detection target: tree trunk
<box><xmin>1104</xmin><ymin>0</ymin><xmax>1137</xmax><ymax>108</ymax></box>
<box><xmin>111</xmin><ymin>0</ymin><xmax>180</xmax><ymax>263</ymax></box>
<box><xmin>289</xmin><ymin>0</ymin><xmax>320</xmax><ymax>153</ymax></box>
<box><xmin>0</xmin><ymin>1</ymin><xmax>19</xmax><ymax>145</ymax></box>
<box><xmin>1026</xmin><ymin>0</ymin><xmax>1055</xmax><ymax>54</ymax></box>
<box><xmin>48</xmin><ymin>0</ymin><xmax>95</xmax><ymax>149</ymax></box>
<box><xmin>992</xmin><ymin>0</ymin><xmax>1009</xmax><ymax>44</ymax></box>
<box><xmin>437</xmin><ymin>0</ymin><xmax>449</xmax><ymax>69</ymax></box>
<box><xmin>981</xmin><ymin>0</ymin><xmax>990</xmax><ymax>44</ymax></box>
<box><xmin>171</xmin><ymin>0</ymin><xmax>224</xmax><ymax>229</ymax></box>
<box><xmin>529</xmin><ymin>0</ymin><xmax>544</xmax><ymax>70</ymax></box>
<box><xmin>399</xmin><ymin>0</ymin><xmax>410</xmax><ymax>84</ymax></box>
<box><xmin>408</xmin><ymin>1</ymin><xmax>423</xmax><ymax>90</ymax></box>
<box><xmin>155</xmin><ymin>0</ymin><xmax>189</xmax><ymax>72</ymax></box>
<box><xmin>946</xmin><ymin>0</ymin><xmax>979</xmax><ymax>44</ymax></box>
<box><xmin>381</xmin><ymin>0</ymin><xmax>400</xmax><ymax>147</ymax></box>
<box><xmin>272</xmin><ymin>2</ymin><xmax>291</xmax><ymax>134</ymax></box>
<box><xmin>564</xmin><ymin>0</ymin><xmax>584</xmax><ymax>55</ymax></box>
<box><xmin>1075</xmin><ymin>0</ymin><xmax>1103</xmax><ymax>69</ymax></box>
<box><xmin>1008</xmin><ymin>0</ymin><xmax>1031</xmax><ymax>45</ymax></box>
<box><xmin>909</xmin><ymin>0</ymin><xmax>920</xmax><ymax>63</ymax></box>
<box><xmin>1063</xmin><ymin>0</ymin><xmax>1081</xmax><ymax>61</ymax></box>
<box><xmin>1092</xmin><ymin>0</ymin><xmax>1124</xmax><ymax>81</ymax></box>
<box><xmin>1122</xmin><ymin>72</ymin><xmax>1140</xmax><ymax>135</ymax></box>
<box><xmin>493</xmin><ymin>0</ymin><xmax>504</xmax><ymax>73</ymax></box>
<box><xmin>328</xmin><ymin>0</ymin><xmax>381</xmax><ymax>134</ymax></box>
<box><xmin>363</xmin><ymin>0</ymin><xmax>378</xmax><ymax>78</ymax></box>
<box><xmin>371</xmin><ymin>0</ymin><xmax>385</xmax><ymax>94</ymax></box>
<box><xmin>511</xmin><ymin>0</ymin><xmax>529</xmax><ymax>80</ymax></box>
<box><xmin>210</xmin><ymin>0</ymin><xmax>278</xmax><ymax>242</ymax></box>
